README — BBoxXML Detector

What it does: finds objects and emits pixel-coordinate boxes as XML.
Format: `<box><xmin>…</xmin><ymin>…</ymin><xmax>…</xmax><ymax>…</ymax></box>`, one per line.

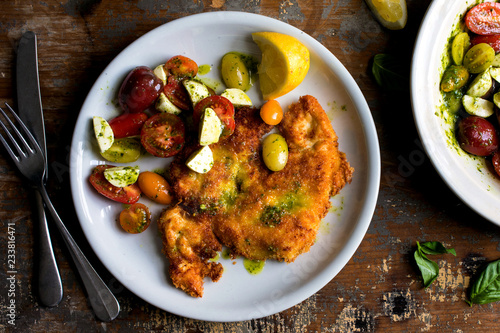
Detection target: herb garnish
<box><xmin>414</xmin><ymin>241</ymin><xmax>456</xmax><ymax>288</ymax></box>
<box><xmin>467</xmin><ymin>259</ymin><xmax>500</xmax><ymax>306</ymax></box>
<box><xmin>371</xmin><ymin>54</ymin><xmax>408</xmax><ymax>92</ymax></box>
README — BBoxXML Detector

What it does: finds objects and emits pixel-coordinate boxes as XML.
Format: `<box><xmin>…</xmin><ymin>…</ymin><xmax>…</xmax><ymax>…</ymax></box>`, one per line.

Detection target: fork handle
<box><xmin>35</xmin><ymin>191</ymin><xmax>63</xmax><ymax>307</ymax></box>
<box><xmin>36</xmin><ymin>185</ymin><xmax>120</xmax><ymax>322</ymax></box>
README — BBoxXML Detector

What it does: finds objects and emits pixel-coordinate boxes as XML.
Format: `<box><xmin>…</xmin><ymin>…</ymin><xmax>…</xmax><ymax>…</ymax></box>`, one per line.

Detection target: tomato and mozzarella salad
<box><xmin>440</xmin><ymin>1</ymin><xmax>500</xmax><ymax>177</ymax></box>
<box><xmin>89</xmin><ymin>53</ymin><xmax>288</xmax><ymax>233</ymax></box>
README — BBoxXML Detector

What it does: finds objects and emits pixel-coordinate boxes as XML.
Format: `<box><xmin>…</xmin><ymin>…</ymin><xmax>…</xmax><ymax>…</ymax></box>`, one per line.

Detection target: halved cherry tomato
<box><xmin>193</xmin><ymin>95</ymin><xmax>235</xmax><ymax>139</ymax></box>
<box><xmin>260</xmin><ymin>100</ymin><xmax>283</xmax><ymax>125</ymax></box>
<box><xmin>465</xmin><ymin>2</ymin><xmax>500</xmax><ymax>35</ymax></box>
<box><xmin>89</xmin><ymin>165</ymin><xmax>141</xmax><ymax>204</ymax></box>
<box><xmin>471</xmin><ymin>34</ymin><xmax>500</xmax><ymax>52</ymax></box>
<box><xmin>118</xmin><ymin>66</ymin><xmax>163</xmax><ymax>113</ymax></box>
<box><xmin>163</xmin><ymin>75</ymin><xmax>191</xmax><ymax>111</ymax></box>
<box><xmin>119</xmin><ymin>203</ymin><xmax>151</xmax><ymax>234</ymax></box>
<box><xmin>137</xmin><ymin>171</ymin><xmax>173</xmax><ymax>205</ymax></box>
<box><xmin>141</xmin><ymin>113</ymin><xmax>185</xmax><ymax>158</ymax></box>
<box><xmin>165</xmin><ymin>55</ymin><xmax>198</xmax><ymax>78</ymax></box>
<box><xmin>108</xmin><ymin>112</ymin><xmax>148</xmax><ymax>138</ymax></box>
<box><xmin>492</xmin><ymin>151</ymin><xmax>500</xmax><ymax>178</ymax></box>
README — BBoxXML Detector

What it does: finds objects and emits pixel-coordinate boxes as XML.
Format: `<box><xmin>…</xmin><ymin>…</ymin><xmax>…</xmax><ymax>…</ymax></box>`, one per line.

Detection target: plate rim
<box><xmin>69</xmin><ymin>11</ymin><xmax>381</xmax><ymax>321</ymax></box>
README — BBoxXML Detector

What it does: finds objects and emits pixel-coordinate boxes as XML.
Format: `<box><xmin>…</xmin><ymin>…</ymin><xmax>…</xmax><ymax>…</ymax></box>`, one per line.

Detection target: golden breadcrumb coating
<box><xmin>158</xmin><ymin>95</ymin><xmax>353</xmax><ymax>297</ymax></box>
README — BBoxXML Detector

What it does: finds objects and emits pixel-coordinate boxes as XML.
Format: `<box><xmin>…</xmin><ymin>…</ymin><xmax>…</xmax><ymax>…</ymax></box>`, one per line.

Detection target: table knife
<box><xmin>16</xmin><ymin>31</ymin><xmax>63</xmax><ymax>307</ymax></box>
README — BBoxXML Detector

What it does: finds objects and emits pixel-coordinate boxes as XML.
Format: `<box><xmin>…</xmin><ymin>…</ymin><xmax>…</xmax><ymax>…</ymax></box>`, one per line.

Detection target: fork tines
<box><xmin>0</xmin><ymin>103</ymin><xmax>40</xmax><ymax>162</ymax></box>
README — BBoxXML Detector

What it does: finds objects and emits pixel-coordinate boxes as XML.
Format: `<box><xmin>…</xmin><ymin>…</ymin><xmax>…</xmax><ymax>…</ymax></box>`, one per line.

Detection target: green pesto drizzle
<box><xmin>198</xmin><ymin>64</ymin><xmax>211</xmax><ymax>75</ymax></box>
<box><xmin>243</xmin><ymin>259</ymin><xmax>265</xmax><ymax>275</ymax></box>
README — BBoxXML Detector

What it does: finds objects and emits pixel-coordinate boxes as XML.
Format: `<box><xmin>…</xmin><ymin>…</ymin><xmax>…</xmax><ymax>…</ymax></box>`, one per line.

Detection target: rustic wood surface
<box><xmin>1</xmin><ymin>0</ymin><xmax>500</xmax><ymax>332</ymax></box>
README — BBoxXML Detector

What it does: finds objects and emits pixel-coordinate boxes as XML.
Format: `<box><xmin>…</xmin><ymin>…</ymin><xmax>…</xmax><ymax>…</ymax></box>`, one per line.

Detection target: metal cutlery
<box><xmin>0</xmin><ymin>103</ymin><xmax>120</xmax><ymax>322</ymax></box>
<box><xmin>16</xmin><ymin>31</ymin><xmax>63</xmax><ymax>307</ymax></box>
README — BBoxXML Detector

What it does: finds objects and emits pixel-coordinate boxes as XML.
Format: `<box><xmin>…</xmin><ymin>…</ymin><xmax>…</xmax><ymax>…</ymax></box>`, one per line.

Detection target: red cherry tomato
<box><xmin>165</xmin><ymin>55</ymin><xmax>198</xmax><ymax>78</ymax></box>
<box><xmin>141</xmin><ymin>113</ymin><xmax>185</xmax><ymax>158</ymax></box>
<box><xmin>492</xmin><ymin>151</ymin><xmax>500</xmax><ymax>178</ymax></box>
<box><xmin>119</xmin><ymin>66</ymin><xmax>163</xmax><ymax>113</ymax></box>
<box><xmin>89</xmin><ymin>165</ymin><xmax>141</xmax><ymax>204</ymax></box>
<box><xmin>456</xmin><ymin>116</ymin><xmax>499</xmax><ymax>156</ymax></box>
<box><xmin>163</xmin><ymin>75</ymin><xmax>191</xmax><ymax>111</ymax></box>
<box><xmin>465</xmin><ymin>2</ymin><xmax>500</xmax><ymax>35</ymax></box>
<box><xmin>193</xmin><ymin>95</ymin><xmax>235</xmax><ymax>139</ymax></box>
<box><xmin>119</xmin><ymin>203</ymin><xmax>151</xmax><ymax>234</ymax></box>
<box><xmin>108</xmin><ymin>112</ymin><xmax>148</xmax><ymax>138</ymax></box>
<box><xmin>471</xmin><ymin>33</ymin><xmax>500</xmax><ymax>52</ymax></box>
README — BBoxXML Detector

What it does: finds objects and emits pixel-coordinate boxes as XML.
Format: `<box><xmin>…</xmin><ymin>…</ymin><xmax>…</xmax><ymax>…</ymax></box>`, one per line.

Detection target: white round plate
<box><xmin>70</xmin><ymin>12</ymin><xmax>380</xmax><ymax>322</ymax></box>
<box><xmin>411</xmin><ymin>0</ymin><xmax>500</xmax><ymax>226</ymax></box>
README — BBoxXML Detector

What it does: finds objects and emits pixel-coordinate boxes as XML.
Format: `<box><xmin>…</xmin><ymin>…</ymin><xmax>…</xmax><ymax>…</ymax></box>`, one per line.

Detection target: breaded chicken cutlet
<box><xmin>158</xmin><ymin>95</ymin><xmax>353</xmax><ymax>297</ymax></box>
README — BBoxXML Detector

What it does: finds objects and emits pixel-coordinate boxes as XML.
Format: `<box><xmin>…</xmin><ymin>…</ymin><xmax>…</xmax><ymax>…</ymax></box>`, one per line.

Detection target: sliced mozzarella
<box><xmin>492</xmin><ymin>54</ymin><xmax>500</xmax><ymax>67</ymax></box>
<box><xmin>220</xmin><ymin>88</ymin><xmax>252</xmax><ymax>107</ymax></box>
<box><xmin>199</xmin><ymin>107</ymin><xmax>222</xmax><ymax>146</ymax></box>
<box><xmin>466</xmin><ymin>69</ymin><xmax>493</xmax><ymax>98</ymax></box>
<box><xmin>156</xmin><ymin>92</ymin><xmax>182</xmax><ymax>115</ymax></box>
<box><xmin>183</xmin><ymin>79</ymin><xmax>210</xmax><ymax>107</ymax></box>
<box><xmin>153</xmin><ymin>64</ymin><xmax>167</xmax><ymax>85</ymax></box>
<box><xmin>93</xmin><ymin>116</ymin><xmax>114</xmax><ymax>153</ymax></box>
<box><xmin>186</xmin><ymin>146</ymin><xmax>214</xmax><ymax>174</ymax></box>
<box><xmin>493</xmin><ymin>92</ymin><xmax>500</xmax><ymax>109</ymax></box>
<box><xmin>490</xmin><ymin>67</ymin><xmax>500</xmax><ymax>83</ymax></box>
<box><xmin>103</xmin><ymin>166</ymin><xmax>140</xmax><ymax>187</ymax></box>
<box><xmin>462</xmin><ymin>95</ymin><xmax>494</xmax><ymax>118</ymax></box>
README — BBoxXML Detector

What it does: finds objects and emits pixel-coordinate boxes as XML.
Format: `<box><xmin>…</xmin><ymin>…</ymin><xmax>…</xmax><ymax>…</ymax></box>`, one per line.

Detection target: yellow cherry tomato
<box><xmin>137</xmin><ymin>171</ymin><xmax>173</xmax><ymax>205</ymax></box>
<box><xmin>260</xmin><ymin>100</ymin><xmax>283</xmax><ymax>125</ymax></box>
<box><xmin>262</xmin><ymin>133</ymin><xmax>288</xmax><ymax>171</ymax></box>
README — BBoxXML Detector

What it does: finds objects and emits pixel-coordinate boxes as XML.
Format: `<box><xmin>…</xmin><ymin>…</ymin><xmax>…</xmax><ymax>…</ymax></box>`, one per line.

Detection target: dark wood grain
<box><xmin>1</xmin><ymin>0</ymin><xmax>500</xmax><ymax>332</ymax></box>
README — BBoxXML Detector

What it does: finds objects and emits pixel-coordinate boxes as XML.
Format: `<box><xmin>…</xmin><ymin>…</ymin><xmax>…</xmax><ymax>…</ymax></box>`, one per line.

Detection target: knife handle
<box><xmin>35</xmin><ymin>191</ymin><xmax>63</xmax><ymax>307</ymax></box>
<box><xmin>37</xmin><ymin>184</ymin><xmax>120</xmax><ymax>321</ymax></box>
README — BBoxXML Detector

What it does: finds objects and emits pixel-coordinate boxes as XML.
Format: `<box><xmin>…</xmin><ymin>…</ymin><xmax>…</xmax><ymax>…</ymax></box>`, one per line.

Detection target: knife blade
<box><xmin>16</xmin><ymin>31</ymin><xmax>63</xmax><ymax>307</ymax></box>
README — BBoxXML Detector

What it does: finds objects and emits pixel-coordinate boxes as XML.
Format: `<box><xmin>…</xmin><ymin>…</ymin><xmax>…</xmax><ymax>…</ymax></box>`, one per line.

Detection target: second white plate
<box><xmin>412</xmin><ymin>0</ymin><xmax>500</xmax><ymax>226</ymax></box>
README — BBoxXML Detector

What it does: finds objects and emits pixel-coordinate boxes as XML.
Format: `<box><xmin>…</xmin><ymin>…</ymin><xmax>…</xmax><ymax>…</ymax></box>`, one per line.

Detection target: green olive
<box><xmin>100</xmin><ymin>138</ymin><xmax>141</xmax><ymax>163</ymax></box>
<box><xmin>440</xmin><ymin>65</ymin><xmax>469</xmax><ymax>92</ymax></box>
<box><xmin>451</xmin><ymin>32</ymin><xmax>470</xmax><ymax>66</ymax></box>
<box><xmin>262</xmin><ymin>133</ymin><xmax>288</xmax><ymax>172</ymax></box>
<box><xmin>221</xmin><ymin>52</ymin><xmax>251</xmax><ymax>91</ymax></box>
<box><xmin>463</xmin><ymin>43</ymin><xmax>495</xmax><ymax>74</ymax></box>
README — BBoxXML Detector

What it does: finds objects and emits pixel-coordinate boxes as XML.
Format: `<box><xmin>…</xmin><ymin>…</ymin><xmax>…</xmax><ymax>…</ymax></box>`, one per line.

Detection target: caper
<box><xmin>440</xmin><ymin>65</ymin><xmax>469</xmax><ymax>92</ymax></box>
<box><xmin>221</xmin><ymin>52</ymin><xmax>251</xmax><ymax>91</ymax></box>
<box><xmin>100</xmin><ymin>138</ymin><xmax>141</xmax><ymax>163</ymax></box>
<box><xmin>451</xmin><ymin>32</ymin><xmax>470</xmax><ymax>66</ymax></box>
<box><xmin>463</xmin><ymin>43</ymin><xmax>495</xmax><ymax>74</ymax></box>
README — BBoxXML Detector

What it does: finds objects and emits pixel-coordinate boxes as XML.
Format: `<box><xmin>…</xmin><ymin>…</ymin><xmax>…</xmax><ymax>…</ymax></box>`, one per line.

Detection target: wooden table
<box><xmin>1</xmin><ymin>0</ymin><xmax>500</xmax><ymax>331</ymax></box>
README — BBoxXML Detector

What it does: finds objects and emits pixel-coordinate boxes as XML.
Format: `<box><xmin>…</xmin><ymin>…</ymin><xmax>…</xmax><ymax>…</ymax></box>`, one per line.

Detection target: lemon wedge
<box><xmin>251</xmin><ymin>32</ymin><xmax>310</xmax><ymax>100</ymax></box>
<box><xmin>364</xmin><ymin>0</ymin><xmax>407</xmax><ymax>30</ymax></box>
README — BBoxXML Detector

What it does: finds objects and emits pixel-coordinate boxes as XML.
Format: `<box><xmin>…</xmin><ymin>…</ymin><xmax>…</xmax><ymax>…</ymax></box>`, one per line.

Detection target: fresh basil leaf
<box><xmin>414</xmin><ymin>247</ymin><xmax>440</xmax><ymax>288</ymax></box>
<box><xmin>371</xmin><ymin>54</ymin><xmax>408</xmax><ymax>92</ymax></box>
<box><xmin>420</xmin><ymin>241</ymin><xmax>456</xmax><ymax>256</ymax></box>
<box><xmin>468</xmin><ymin>259</ymin><xmax>500</xmax><ymax>305</ymax></box>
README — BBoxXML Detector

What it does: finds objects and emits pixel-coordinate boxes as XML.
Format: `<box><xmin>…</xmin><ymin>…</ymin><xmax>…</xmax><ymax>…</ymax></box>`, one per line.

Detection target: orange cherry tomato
<box><xmin>260</xmin><ymin>100</ymin><xmax>283</xmax><ymax>125</ymax></box>
<box><xmin>137</xmin><ymin>171</ymin><xmax>173</xmax><ymax>205</ymax></box>
<box><xmin>119</xmin><ymin>203</ymin><xmax>151</xmax><ymax>234</ymax></box>
<box><xmin>165</xmin><ymin>55</ymin><xmax>198</xmax><ymax>78</ymax></box>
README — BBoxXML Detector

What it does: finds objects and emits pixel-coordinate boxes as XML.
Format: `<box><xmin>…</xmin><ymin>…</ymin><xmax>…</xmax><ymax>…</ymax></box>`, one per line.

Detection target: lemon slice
<box><xmin>364</xmin><ymin>0</ymin><xmax>407</xmax><ymax>30</ymax></box>
<box><xmin>252</xmin><ymin>32</ymin><xmax>310</xmax><ymax>100</ymax></box>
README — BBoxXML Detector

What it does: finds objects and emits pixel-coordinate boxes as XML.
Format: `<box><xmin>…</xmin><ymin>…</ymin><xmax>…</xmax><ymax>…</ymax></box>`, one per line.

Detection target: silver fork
<box><xmin>0</xmin><ymin>103</ymin><xmax>120</xmax><ymax>322</ymax></box>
